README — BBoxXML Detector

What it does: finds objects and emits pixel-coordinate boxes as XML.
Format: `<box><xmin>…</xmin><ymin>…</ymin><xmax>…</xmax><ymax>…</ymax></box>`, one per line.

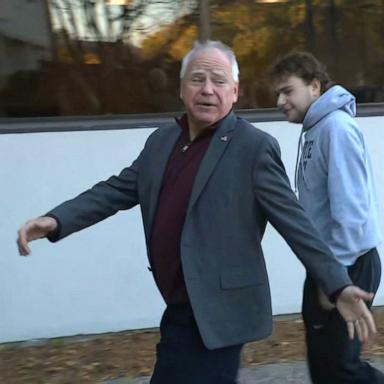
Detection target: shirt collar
<box><xmin>175</xmin><ymin>113</ymin><xmax>227</xmax><ymax>141</ymax></box>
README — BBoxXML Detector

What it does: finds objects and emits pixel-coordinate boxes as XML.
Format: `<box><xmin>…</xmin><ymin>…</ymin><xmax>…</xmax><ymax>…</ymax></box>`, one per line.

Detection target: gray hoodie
<box><xmin>297</xmin><ymin>85</ymin><xmax>382</xmax><ymax>266</ymax></box>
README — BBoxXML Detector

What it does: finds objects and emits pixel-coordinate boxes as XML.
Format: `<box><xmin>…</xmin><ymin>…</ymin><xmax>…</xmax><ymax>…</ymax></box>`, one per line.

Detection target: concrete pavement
<box><xmin>102</xmin><ymin>357</ymin><xmax>384</xmax><ymax>383</ymax></box>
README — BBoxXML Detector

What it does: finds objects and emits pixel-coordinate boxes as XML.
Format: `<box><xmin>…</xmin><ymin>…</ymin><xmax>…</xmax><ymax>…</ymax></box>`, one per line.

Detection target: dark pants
<box><xmin>302</xmin><ymin>248</ymin><xmax>384</xmax><ymax>384</ymax></box>
<box><xmin>150</xmin><ymin>303</ymin><xmax>243</xmax><ymax>384</ymax></box>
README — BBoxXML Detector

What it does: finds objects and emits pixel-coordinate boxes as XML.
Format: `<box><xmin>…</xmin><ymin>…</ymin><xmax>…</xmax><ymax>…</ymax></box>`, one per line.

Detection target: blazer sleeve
<box><xmin>252</xmin><ymin>135</ymin><xmax>351</xmax><ymax>296</ymax></box>
<box><xmin>46</xmin><ymin>154</ymin><xmax>141</xmax><ymax>242</ymax></box>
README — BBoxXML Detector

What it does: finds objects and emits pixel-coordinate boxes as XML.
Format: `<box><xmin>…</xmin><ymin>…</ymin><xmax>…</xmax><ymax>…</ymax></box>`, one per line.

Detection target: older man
<box><xmin>17</xmin><ymin>41</ymin><xmax>376</xmax><ymax>384</ymax></box>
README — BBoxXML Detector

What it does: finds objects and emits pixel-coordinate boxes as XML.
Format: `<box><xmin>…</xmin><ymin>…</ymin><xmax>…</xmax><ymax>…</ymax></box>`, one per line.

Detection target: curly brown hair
<box><xmin>270</xmin><ymin>51</ymin><xmax>333</xmax><ymax>94</ymax></box>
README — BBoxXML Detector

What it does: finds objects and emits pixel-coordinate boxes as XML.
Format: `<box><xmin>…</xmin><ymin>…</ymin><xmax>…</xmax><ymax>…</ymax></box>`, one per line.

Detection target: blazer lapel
<box><xmin>187</xmin><ymin>112</ymin><xmax>237</xmax><ymax>215</ymax></box>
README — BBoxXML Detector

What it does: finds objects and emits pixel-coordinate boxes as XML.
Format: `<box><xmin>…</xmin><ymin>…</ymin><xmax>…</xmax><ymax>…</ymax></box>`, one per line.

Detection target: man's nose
<box><xmin>202</xmin><ymin>80</ymin><xmax>214</xmax><ymax>94</ymax></box>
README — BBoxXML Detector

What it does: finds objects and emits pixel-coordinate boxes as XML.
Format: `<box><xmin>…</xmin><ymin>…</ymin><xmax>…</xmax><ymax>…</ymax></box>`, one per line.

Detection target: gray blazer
<box><xmin>48</xmin><ymin>112</ymin><xmax>351</xmax><ymax>349</ymax></box>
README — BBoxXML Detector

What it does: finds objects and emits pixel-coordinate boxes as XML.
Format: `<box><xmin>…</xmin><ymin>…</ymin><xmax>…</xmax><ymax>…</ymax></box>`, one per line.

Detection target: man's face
<box><xmin>180</xmin><ymin>48</ymin><xmax>239</xmax><ymax>132</ymax></box>
<box><xmin>274</xmin><ymin>75</ymin><xmax>320</xmax><ymax>123</ymax></box>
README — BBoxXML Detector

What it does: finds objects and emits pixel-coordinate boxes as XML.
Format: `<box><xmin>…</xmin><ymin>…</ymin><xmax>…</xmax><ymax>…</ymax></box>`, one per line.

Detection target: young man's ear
<box><xmin>311</xmin><ymin>78</ymin><xmax>321</xmax><ymax>97</ymax></box>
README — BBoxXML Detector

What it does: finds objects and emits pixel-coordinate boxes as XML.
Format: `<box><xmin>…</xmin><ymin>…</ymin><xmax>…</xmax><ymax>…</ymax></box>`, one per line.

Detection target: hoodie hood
<box><xmin>302</xmin><ymin>85</ymin><xmax>356</xmax><ymax>132</ymax></box>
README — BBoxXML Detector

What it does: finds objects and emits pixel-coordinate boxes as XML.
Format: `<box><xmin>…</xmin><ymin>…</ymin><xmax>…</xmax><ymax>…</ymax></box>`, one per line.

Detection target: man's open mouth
<box><xmin>197</xmin><ymin>102</ymin><xmax>216</xmax><ymax>107</ymax></box>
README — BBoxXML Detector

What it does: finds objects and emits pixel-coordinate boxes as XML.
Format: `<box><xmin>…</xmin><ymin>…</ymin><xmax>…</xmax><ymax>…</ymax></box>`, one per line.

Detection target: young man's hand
<box><xmin>17</xmin><ymin>216</ymin><xmax>58</xmax><ymax>256</ymax></box>
<box><xmin>336</xmin><ymin>285</ymin><xmax>376</xmax><ymax>342</ymax></box>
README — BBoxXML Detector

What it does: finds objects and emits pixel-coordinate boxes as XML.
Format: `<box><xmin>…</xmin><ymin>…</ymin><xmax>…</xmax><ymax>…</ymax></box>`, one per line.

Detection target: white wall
<box><xmin>0</xmin><ymin>117</ymin><xmax>383</xmax><ymax>343</ymax></box>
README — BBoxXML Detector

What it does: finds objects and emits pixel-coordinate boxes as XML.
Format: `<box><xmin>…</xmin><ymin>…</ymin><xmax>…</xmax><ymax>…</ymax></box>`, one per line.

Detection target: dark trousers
<box><xmin>150</xmin><ymin>303</ymin><xmax>243</xmax><ymax>384</ymax></box>
<box><xmin>302</xmin><ymin>248</ymin><xmax>384</xmax><ymax>384</ymax></box>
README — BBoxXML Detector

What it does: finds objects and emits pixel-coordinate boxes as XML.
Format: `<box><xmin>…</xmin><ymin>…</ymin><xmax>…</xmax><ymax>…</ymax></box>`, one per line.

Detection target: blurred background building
<box><xmin>1</xmin><ymin>0</ymin><xmax>383</xmax><ymax>118</ymax></box>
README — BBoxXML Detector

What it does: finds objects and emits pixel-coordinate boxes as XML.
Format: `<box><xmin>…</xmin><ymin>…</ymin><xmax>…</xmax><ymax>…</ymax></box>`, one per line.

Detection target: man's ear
<box><xmin>311</xmin><ymin>79</ymin><xmax>321</xmax><ymax>97</ymax></box>
<box><xmin>233</xmin><ymin>83</ymin><xmax>239</xmax><ymax>103</ymax></box>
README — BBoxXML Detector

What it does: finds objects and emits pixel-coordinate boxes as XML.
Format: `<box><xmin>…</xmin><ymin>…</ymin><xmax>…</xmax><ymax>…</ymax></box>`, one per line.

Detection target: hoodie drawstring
<box><xmin>294</xmin><ymin>130</ymin><xmax>307</xmax><ymax>196</ymax></box>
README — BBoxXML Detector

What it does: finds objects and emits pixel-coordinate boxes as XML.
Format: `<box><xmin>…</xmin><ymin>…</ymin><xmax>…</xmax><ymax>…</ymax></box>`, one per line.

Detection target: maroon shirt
<box><xmin>149</xmin><ymin>115</ymin><xmax>215</xmax><ymax>304</ymax></box>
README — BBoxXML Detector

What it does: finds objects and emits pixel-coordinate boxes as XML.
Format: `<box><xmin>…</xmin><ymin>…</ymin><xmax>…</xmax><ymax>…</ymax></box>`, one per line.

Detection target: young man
<box><xmin>17</xmin><ymin>43</ymin><xmax>376</xmax><ymax>384</ymax></box>
<box><xmin>271</xmin><ymin>51</ymin><xmax>383</xmax><ymax>384</ymax></box>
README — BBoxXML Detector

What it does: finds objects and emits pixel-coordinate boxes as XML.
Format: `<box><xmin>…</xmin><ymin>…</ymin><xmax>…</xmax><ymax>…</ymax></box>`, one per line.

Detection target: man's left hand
<box><xmin>336</xmin><ymin>285</ymin><xmax>376</xmax><ymax>343</ymax></box>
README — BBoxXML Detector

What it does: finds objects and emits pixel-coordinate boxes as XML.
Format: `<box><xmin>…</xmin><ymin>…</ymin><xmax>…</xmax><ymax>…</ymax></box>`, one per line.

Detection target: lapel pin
<box><xmin>220</xmin><ymin>135</ymin><xmax>229</xmax><ymax>142</ymax></box>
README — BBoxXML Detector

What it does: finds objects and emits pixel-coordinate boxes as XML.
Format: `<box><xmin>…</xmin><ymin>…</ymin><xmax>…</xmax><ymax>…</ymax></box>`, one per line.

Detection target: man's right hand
<box><xmin>17</xmin><ymin>216</ymin><xmax>58</xmax><ymax>256</ymax></box>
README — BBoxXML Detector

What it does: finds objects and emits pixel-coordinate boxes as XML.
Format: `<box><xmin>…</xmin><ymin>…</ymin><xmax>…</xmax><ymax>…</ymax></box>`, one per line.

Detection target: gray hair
<box><xmin>180</xmin><ymin>40</ymin><xmax>239</xmax><ymax>82</ymax></box>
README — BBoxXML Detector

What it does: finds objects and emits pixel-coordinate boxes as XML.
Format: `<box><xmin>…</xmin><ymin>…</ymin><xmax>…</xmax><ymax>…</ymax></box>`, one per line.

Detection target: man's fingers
<box><xmin>347</xmin><ymin>321</ymin><xmax>355</xmax><ymax>340</ymax></box>
<box><xmin>17</xmin><ymin>228</ymin><xmax>30</xmax><ymax>256</ymax></box>
<box><xmin>354</xmin><ymin>319</ymin><xmax>363</xmax><ymax>342</ymax></box>
<box><xmin>336</xmin><ymin>285</ymin><xmax>377</xmax><ymax>343</ymax></box>
<box><xmin>17</xmin><ymin>238</ymin><xmax>31</xmax><ymax>256</ymax></box>
<box><xmin>16</xmin><ymin>220</ymin><xmax>40</xmax><ymax>256</ymax></box>
<box><xmin>363</xmin><ymin>309</ymin><xmax>377</xmax><ymax>335</ymax></box>
<box><xmin>354</xmin><ymin>318</ymin><xmax>372</xmax><ymax>343</ymax></box>
<box><xmin>354</xmin><ymin>302</ymin><xmax>377</xmax><ymax>342</ymax></box>
<box><xmin>359</xmin><ymin>291</ymin><xmax>374</xmax><ymax>302</ymax></box>
<box><xmin>17</xmin><ymin>217</ymin><xmax>58</xmax><ymax>257</ymax></box>
<box><xmin>354</xmin><ymin>286</ymin><xmax>374</xmax><ymax>302</ymax></box>
<box><xmin>347</xmin><ymin>308</ymin><xmax>377</xmax><ymax>343</ymax></box>
<box><xmin>359</xmin><ymin>319</ymin><xmax>369</xmax><ymax>343</ymax></box>
<box><xmin>362</xmin><ymin>317</ymin><xmax>377</xmax><ymax>348</ymax></box>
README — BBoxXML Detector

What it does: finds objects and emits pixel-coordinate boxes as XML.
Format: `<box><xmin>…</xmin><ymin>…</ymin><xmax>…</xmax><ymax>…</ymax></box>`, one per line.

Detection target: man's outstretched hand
<box><xmin>17</xmin><ymin>216</ymin><xmax>58</xmax><ymax>256</ymax></box>
<box><xmin>336</xmin><ymin>285</ymin><xmax>376</xmax><ymax>343</ymax></box>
